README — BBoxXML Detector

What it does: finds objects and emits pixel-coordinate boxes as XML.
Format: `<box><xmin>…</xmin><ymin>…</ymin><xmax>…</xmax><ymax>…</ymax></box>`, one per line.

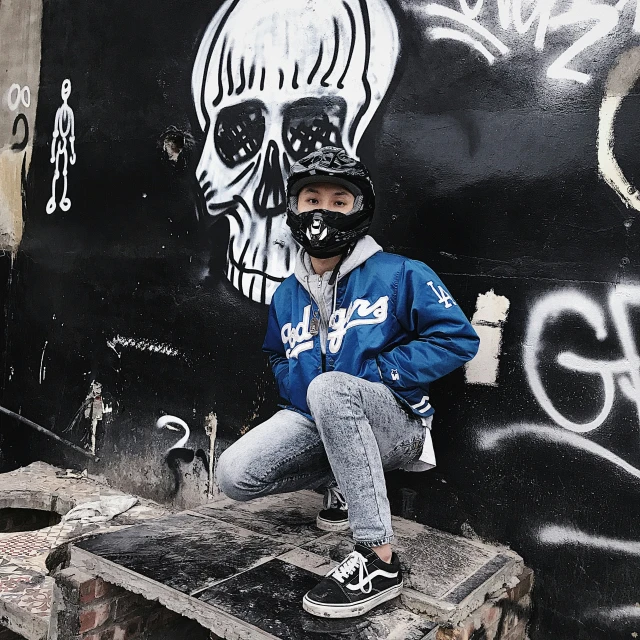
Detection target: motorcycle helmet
<box><xmin>286</xmin><ymin>147</ymin><xmax>375</xmax><ymax>258</ymax></box>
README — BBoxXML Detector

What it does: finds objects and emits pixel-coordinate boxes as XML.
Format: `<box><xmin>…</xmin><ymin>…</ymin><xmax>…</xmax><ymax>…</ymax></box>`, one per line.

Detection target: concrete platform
<box><xmin>0</xmin><ymin>463</ymin><xmax>168</xmax><ymax>640</ymax></box>
<box><xmin>69</xmin><ymin>491</ymin><xmax>524</xmax><ymax>640</ymax></box>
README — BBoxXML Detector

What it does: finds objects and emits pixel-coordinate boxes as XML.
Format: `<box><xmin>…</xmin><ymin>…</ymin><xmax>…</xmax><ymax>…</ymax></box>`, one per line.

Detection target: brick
<box><xmin>94</xmin><ymin>578</ymin><xmax>119</xmax><ymax>600</ymax></box>
<box><xmin>80</xmin><ymin>579</ymin><xmax>99</xmax><ymax>604</ymax></box>
<box><xmin>436</xmin><ymin>626</ymin><xmax>467</xmax><ymax>640</ymax></box>
<box><xmin>123</xmin><ymin>615</ymin><xmax>144</xmax><ymax>638</ymax></box>
<box><xmin>111</xmin><ymin>593</ymin><xmax>152</xmax><ymax>620</ymax></box>
<box><xmin>79</xmin><ymin>602</ymin><xmax>111</xmax><ymax>633</ymax></box>
<box><xmin>506</xmin><ymin>567</ymin><xmax>534</xmax><ymax>602</ymax></box>
<box><xmin>502</xmin><ymin>619</ymin><xmax>529</xmax><ymax>640</ymax></box>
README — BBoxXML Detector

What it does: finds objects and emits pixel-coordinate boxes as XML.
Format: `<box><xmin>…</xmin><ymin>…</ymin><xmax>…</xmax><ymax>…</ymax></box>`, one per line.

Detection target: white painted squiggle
<box><xmin>524</xmin><ymin>286</ymin><xmax>640</xmax><ymax>433</ymax></box>
<box><xmin>107</xmin><ymin>336</ymin><xmax>181</xmax><ymax>358</ymax></box>
<box><xmin>598</xmin><ymin>47</ymin><xmax>640</xmax><ymax>213</ymax></box>
<box><xmin>156</xmin><ymin>415</ymin><xmax>190</xmax><ymax>450</ymax></box>
<box><xmin>538</xmin><ymin>524</ymin><xmax>640</xmax><ymax>555</ymax></box>
<box><xmin>39</xmin><ymin>340</ymin><xmax>48</xmax><ymax>385</ymax></box>
<box><xmin>406</xmin><ymin>0</ymin><xmax>636</xmax><ymax>84</ymax></box>
<box><xmin>429</xmin><ymin>27</ymin><xmax>496</xmax><ymax>64</ymax></box>
<box><xmin>590</xmin><ymin>605</ymin><xmax>640</xmax><ymax>619</ymax></box>
<box><xmin>478</xmin><ymin>424</ymin><xmax>640</xmax><ymax>481</ymax></box>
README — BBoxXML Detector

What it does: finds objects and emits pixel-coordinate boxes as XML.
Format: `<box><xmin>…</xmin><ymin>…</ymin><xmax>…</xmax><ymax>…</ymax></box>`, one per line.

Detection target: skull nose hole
<box><xmin>253</xmin><ymin>140</ymin><xmax>286</xmax><ymax>217</ymax></box>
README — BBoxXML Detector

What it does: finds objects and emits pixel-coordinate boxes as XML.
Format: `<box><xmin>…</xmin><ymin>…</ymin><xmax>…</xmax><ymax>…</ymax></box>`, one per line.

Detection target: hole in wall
<box><xmin>0</xmin><ymin>508</ymin><xmax>62</xmax><ymax>533</ymax></box>
<box><xmin>158</xmin><ymin>126</ymin><xmax>194</xmax><ymax>171</ymax></box>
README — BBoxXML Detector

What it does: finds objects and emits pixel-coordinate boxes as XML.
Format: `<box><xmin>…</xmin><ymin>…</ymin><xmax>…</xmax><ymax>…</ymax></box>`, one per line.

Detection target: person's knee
<box><xmin>307</xmin><ymin>371</ymin><xmax>354</xmax><ymax>412</ymax></box>
<box><xmin>216</xmin><ymin>446</ymin><xmax>259</xmax><ymax>502</ymax></box>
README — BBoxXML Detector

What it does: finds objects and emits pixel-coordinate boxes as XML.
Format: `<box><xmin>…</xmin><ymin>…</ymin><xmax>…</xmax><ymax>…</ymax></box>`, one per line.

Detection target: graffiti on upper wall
<box><xmin>47</xmin><ymin>79</ymin><xmax>76</xmax><ymax>215</ymax></box>
<box><xmin>405</xmin><ymin>0</ymin><xmax>640</xmax><ymax>83</ymax></box>
<box><xmin>8</xmin><ymin>84</ymin><xmax>30</xmax><ymax>153</ymax></box>
<box><xmin>192</xmin><ymin>0</ymin><xmax>400</xmax><ymax>304</ymax></box>
<box><xmin>524</xmin><ymin>285</ymin><xmax>640</xmax><ymax>433</ymax></box>
<box><xmin>156</xmin><ymin>415</ymin><xmax>217</xmax><ymax>507</ymax></box>
<box><xmin>598</xmin><ymin>47</ymin><xmax>640</xmax><ymax>214</ymax></box>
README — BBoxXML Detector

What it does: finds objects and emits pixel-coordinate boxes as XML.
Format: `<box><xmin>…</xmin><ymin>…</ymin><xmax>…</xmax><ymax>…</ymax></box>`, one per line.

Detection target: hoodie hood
<box><xmin>294</xmin><ymin>235</ymin><xmax>383</xmax><ymax>286</ymax></box>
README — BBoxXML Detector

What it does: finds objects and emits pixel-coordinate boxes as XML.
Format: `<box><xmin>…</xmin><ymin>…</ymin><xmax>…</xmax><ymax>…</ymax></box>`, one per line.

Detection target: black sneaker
<box><xmin>302</xmin><ymin>544</ymin><xmax>403</xmax><ymax>618</ymax></box>
<box><xmin>317</xmin><ymin>485</ymin><xmax>350</xmax><ymax>532</ymax></box>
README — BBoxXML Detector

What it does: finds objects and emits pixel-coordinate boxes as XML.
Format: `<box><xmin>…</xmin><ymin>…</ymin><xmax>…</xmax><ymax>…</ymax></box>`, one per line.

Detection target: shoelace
<box><xmin>324</xmin><ymin>485</ymin><xmax>348</xmax><ymax>510</ymax></box>
<box><xmin>328</xmin><ymin>551</ymin><xmax>372</xmax><ymax>593</ymax></box>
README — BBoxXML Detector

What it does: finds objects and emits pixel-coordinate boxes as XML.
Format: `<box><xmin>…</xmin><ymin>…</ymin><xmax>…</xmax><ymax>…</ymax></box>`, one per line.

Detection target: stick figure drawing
<box><xmin>47</xmin><ymin>79</ymin><xmax>76</xmax><ymax>214</ymax></box>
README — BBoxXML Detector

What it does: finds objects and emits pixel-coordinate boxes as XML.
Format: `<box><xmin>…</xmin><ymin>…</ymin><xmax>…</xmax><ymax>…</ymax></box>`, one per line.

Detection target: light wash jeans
<box><xmin>216</xmin><ymin>371</ymin><xmax>426</xmax><ymax>547</ymax></box>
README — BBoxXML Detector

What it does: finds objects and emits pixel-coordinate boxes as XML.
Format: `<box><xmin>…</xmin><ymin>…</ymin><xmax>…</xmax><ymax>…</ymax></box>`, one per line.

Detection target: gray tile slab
<box><xmin>194</xmin><ymin>491</ymin><xmax>329</xmax><ymax>547</ymax></box>
<box><xmin>70</xmin><ymin>493</ymin><xmax>524</xmax><ymax>632</ymax></box>
<box><xmin>74</xmin><ymin>512</ymin><xmax>294</xmax><ymax>595</ymax></box>
<box><xmin>197</xmin><ymin>558</ymin><xmax>436</xmax><ymax>640</ymax></box>
<box><xmin>300</xmin><ymin>516</ymin><xmax>509</xmax><ymax>599</ymax></box>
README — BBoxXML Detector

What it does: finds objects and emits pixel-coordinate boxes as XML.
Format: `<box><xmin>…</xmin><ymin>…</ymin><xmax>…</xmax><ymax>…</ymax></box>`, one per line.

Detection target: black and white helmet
<box><xmin>286</xmin><ymin>147</ymin><xmax>375</xmax><ymax>258</ymax></box>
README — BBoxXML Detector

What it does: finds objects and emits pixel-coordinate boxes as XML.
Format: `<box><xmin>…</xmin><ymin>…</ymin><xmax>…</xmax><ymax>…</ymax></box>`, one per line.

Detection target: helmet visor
<box><xmin>290</xmin><ymin>177</ymin><xmax>363</xmax><ymax>216</ymax></box>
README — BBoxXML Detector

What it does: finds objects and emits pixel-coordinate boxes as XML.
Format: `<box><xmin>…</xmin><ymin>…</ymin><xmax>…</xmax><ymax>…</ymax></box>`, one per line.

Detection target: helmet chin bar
<box><xmin>292</xmin><ymin>207</ymin><xmax>367</xmax><ymax>258</ymax></box>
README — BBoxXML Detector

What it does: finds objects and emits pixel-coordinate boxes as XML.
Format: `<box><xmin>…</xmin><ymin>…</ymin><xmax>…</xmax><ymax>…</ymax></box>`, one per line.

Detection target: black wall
<box><xmin>4</xmin><ymin>1</ymin><xmax>640</xmax><ymax>637</ymax></box>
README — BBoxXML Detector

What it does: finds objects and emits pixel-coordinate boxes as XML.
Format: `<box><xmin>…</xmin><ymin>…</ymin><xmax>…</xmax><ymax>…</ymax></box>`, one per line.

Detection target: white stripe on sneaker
<box><xmin>346</xmin><ymin>569</ymin><xmax>399</xmax><ymax>592</ymax></box>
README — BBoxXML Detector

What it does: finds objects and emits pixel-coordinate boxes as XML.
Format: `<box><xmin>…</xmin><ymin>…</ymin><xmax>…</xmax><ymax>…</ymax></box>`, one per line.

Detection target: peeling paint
<box><xmin>465</xmin><ymin>290</ymin><xmax>510</xmax><ymax>386</ymax></box>
<box><xmin>38</xmin><ymin>340</ymin><xmax>48</xmax><ymax>384</ymax></box>
<box><xmin>83</xmin><ymin>381</ymin><xmax>106</xmax><ymax>455</ymax></box>
<box><xmin>204</xmin><ymin>412</ymin><xmax>218</xmax><ymax>499</ymax></box>
<box><xmin>107</xmin><ymin>335</ymin><xmax>182</xmax><ymax>358</ymax></box>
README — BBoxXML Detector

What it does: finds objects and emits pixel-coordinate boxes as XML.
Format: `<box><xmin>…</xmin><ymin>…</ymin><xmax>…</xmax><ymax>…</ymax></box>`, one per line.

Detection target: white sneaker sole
<box><xmin>316</xmin><ymin>514</ymin><xmax>350</xmax><ymax>532</ymax></box>
<box><xmin>302</xmin><ymin>583</ymin><xmax>403</xmax><ymax>618</ymax></box>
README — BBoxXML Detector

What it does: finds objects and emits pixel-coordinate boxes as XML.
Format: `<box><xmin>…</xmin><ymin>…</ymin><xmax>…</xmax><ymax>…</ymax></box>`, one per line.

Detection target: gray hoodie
<box><xmin>294</xmin><ymin>236</ymin><xmax>383</xmax><ymax>354</ymax></box>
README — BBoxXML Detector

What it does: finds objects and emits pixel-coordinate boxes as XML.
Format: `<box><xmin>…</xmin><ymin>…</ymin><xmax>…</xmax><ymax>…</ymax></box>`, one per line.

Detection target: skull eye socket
<box><xmin>214</xmin><ymin>100</ymin><xmax>266</xmax><ymax>168</ymax></box>
<box><xmin>283</xmin><ymin>97</ymin><xmax>347</xmax><ymax>162</ymax></box>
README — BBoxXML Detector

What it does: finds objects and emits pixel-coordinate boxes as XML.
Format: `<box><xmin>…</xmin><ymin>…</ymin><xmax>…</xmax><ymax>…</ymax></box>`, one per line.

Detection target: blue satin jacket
<box><xmin>263</xmin><ymin>251</ymin><xmax>479</xmax><ymax>419</ymax></box>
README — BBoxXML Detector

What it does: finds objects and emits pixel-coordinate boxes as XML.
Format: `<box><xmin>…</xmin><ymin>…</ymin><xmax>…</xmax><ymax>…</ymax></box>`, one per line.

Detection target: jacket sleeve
<box><xmin>377</xmin><ymin>260</ymin><xmax>479</xmax><ymax>391</ymax></box>
<box><xmin>262</xmin><ymin>298</ymin><xmax>290</xmax><ymax>402</ymax></box>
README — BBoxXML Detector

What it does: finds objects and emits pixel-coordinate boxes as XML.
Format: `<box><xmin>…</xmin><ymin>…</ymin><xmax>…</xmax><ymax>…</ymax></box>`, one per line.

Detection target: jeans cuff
<box><xmin>354</xmin><ymin>535</ymin><xmax>394</xmax><ymax>548</ymax></box>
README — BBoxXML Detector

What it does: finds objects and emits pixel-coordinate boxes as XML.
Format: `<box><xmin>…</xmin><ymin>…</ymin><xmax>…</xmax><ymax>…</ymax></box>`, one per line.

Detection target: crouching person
<box><xmin>216</xmin><ymin>147</ymin><xmax>479</xmax><ymax>618</ymax></box>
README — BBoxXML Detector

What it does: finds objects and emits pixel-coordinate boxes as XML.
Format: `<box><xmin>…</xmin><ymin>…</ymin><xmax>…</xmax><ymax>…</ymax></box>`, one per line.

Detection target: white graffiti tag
<box><xmin>405</xmin><ymin>0</ymin><xmax>640</xmax><ymax>84</ymax></box>
<box><xmin>524</xmin><ymin>286</ymin><xmax>640</xmax><ymax>433</ymax></box>
<box><xmin>47</xmin><ymin>79</ymin><xmax>76</xmax><ymax>214</ymax></box>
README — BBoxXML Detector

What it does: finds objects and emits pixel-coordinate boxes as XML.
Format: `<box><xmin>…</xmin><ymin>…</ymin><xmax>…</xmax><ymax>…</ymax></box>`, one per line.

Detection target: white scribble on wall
<box><xmin>478</xmin><ymin>423</ymin><xmax>640</xmax><ymax>480</ymax></box>
<box><xmin>106</xmin><ymin>336</ymin><xmax>182</xmax><ymax>359</ymax></box>
<box><xmin>192</xmin><ymin>0</ymin><xmax>400</xmax><ymax>304</ymax></box>
<box><xmin>156</xmin><ymin>415</ymin><xmax>190</xmax><ymax>449</ymax></box>
<box><xmin>598</xmin><ymin>47</ymin><xmax>640</xmax><ymax>213</ymax></box>
<box><xmin>7</xmin><ymin>84</ymin><xmax>30</xmax><ymax>112</ymax></box>
<box><xmin>39</xmin><ymin>340</ymin><xmax>48</xmax><ymax>385</ymax></box>
<box><xmin>524</xmin><ymin>286</ymin><xmax>640</xmax><ymax>433</ymax></box>
<box><xmin>465</xmin><ymin>289</ymin><xmax>510</xmax><ymax>386</ymax></box>
<box><xmin>405</xmin><ymin>0</ymin><xmax>640</xmax><ymax>84</ymax></box>
<box><xmin>47</xmin><ymin>79</ymin><xmax>76</xmax><ymax>214</ymax></box>
<box><xmin>538</xmin><ymin>524</ymin><xmax>640</xmax><ymax>554</ymax></box>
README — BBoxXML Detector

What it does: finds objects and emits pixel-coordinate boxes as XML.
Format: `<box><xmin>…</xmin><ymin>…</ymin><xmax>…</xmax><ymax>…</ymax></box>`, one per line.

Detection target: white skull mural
<box><xmin>192</xmin><ymin>0</ymin><xmax>400</xmax><ymax>304</ymax></box>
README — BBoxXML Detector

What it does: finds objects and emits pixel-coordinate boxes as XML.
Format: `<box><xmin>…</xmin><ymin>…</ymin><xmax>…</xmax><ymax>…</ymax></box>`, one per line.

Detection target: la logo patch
<box><xmin>427</xmin><ymin>281</ymin><xmax>457</xmax><ymax>309</ymax></box>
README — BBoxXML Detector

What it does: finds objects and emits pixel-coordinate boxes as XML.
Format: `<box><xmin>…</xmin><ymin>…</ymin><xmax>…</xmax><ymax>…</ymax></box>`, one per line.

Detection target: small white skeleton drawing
<box><xmin>192</xmin><ymin>0</ymin><xmax>400</xmax><ymax>304</ymax></box>
<box><xmin>47</xmin><ymin>79</ymin><xmax>76</xmax><ymax>214</ymax></box>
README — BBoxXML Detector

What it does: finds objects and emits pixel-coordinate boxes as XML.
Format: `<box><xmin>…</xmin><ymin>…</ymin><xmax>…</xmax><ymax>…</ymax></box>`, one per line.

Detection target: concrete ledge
<box><xmin>65</xmin><ymin>492</ymin><xmax>529</xmax><ymax>639</ymax></box>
